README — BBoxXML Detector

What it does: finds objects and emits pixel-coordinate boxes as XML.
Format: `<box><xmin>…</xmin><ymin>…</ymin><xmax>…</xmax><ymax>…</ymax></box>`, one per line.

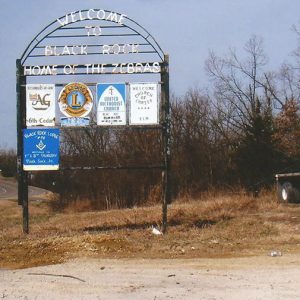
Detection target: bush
<box><xmin>0</xmin><ymin>149</ymin><xmax>16</xmax><ymax>177</ymax></box>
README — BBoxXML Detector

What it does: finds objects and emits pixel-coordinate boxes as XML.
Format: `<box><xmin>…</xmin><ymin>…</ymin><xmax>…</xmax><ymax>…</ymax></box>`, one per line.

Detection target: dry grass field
<box><xmin>1</xmin><ymin>189</ymin><xmax>300</xmax><ymax>269</ymax></box>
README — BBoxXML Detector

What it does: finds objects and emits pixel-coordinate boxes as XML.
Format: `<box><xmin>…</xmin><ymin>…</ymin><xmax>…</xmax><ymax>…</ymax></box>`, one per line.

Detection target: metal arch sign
<box><xmin>20</xmin><ymin>9</ymin><xmax>165</xmax><ymax>76</ymax></box>
<box><xmin>19</xmin><ymin>7</ymin><xmax>167</xmax><ymax>130</ymax></box>
<box><xmin>17</xmin><ymin>8</ymin><xmax>170</xmax><ymax>234</ymax></box>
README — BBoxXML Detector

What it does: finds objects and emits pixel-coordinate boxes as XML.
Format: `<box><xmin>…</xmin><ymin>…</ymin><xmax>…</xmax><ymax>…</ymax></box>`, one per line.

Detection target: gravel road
<box><xmin>1</xmin><ymin>255</ymin><xmax>300</xmax><ymax>299</ymax></box>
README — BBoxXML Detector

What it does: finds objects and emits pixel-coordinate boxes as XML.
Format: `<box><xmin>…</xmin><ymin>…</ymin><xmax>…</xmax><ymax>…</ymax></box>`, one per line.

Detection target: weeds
<box><xmin>0</xmin><ymin>190</ymin><xmax>300</xmax><ymax>269</ymax></box>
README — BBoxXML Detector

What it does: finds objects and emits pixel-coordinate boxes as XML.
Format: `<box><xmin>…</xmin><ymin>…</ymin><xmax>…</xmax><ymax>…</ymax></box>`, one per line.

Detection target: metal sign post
<box><xmin>16</xmin><ymin>9</ymin><xmax>171</xmax><ymax>234</ymax></box>
<box><xmin>16</xmin><ymin>59</ymin><xmax>29</xmax><ymax>233</ymax></box>
<box><xmin>161</xmin><ymin>54</ymin><xmax>171</xmax><ymax>233</ymax></box>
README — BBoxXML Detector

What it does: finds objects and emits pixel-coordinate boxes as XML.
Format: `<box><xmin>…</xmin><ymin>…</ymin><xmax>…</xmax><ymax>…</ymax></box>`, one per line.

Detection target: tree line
<box><xmin>2</xmin><ymin>34</ymin><xmax>300</xmax><ymax>209</ymax></box>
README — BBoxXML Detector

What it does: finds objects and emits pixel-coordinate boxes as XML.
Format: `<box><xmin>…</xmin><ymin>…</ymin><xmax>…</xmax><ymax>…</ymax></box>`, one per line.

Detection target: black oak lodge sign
<box><xmin>17</xmin><ymin>9</ymin><xmax>171</xmax><ymax>233</ymax></box>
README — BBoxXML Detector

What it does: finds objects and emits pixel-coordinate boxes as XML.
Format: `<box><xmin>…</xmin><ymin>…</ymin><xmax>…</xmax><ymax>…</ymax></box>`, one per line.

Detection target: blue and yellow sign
<box><xmin>58</xmin><ymin>82</ymin><xmax>93</xmax><ymax>118</ymax></box>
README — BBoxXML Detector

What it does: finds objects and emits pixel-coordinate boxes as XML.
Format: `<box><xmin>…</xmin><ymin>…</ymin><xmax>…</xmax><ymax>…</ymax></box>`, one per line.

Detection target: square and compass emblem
<box><xmin>23</xmin><ymin>128</ymin><xmax>60</xmax><ymax>171</ymax></box>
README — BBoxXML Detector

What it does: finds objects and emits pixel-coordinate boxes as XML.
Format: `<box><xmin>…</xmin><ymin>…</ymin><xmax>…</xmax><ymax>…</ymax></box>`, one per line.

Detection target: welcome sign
<box><xmin>23</xmin><ymin>9</ymin><xmax>162</xmax><ymax>77</ymax></box>
<box><xmin>17</xmin><ymin>8</ymin><xmax>170</xmax><ymax>234</ymax></box>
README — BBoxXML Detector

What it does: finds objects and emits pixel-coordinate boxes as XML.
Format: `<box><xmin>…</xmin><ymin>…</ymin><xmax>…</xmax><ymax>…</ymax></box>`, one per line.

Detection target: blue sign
<box><xmin>60</xmin><ymin>117</ymin><xmax>90</xmax><ymax>127</ymax></box>
<box><xmin>23</xmin><ymin>128</ymin><xmax>60</xmax><ymax>170</ymax></box>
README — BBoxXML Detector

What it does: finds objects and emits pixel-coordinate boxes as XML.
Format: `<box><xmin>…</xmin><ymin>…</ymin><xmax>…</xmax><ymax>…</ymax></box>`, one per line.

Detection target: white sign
<box><xmin>97</xmin><ymin>84</ymin><xmax>126</xmax><ymax>125</ymax></box>
<box><xmin>129</xmin><ymin>83</ymin><xmax>159</xmax><ymax>125</ymax></box>
<box><xmin>24</xmin><ymin>62</ymin><xmax>160</xmax><ymax>76</ymax></box>
<box><xmin>26</xmin><ymin>84</ymin><xmax>56</xmax><ymax>127</ymax></box>
<box><xmin>56</xmin><ymin>9</ymin><xmax>127</xmax><ymax>27</ymax></box>
<box><xmin>45</xmin><ymin>44</ymin><xmax>139</xmax><ymax>56</ymax></box>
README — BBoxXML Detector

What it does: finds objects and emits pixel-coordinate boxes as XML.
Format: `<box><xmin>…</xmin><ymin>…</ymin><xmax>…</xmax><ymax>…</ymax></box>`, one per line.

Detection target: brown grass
<box><xmin>1</xmin><ymin>190</ymin><xmax>300</xmax><ymax>269</ymax></box>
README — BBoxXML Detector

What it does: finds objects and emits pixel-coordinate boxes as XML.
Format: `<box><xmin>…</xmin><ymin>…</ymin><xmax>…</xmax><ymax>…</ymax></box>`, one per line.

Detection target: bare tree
<box><xmin>206</xmin><ymin>36</ymin><xmax>272</xmax><ymax>135</ymax></box>
<box><xmin>206</xmin><ymin>36</ymin><xmax>279</xmax><ymax>188</ymax></box>
<box><xmin>170</xmin><ymin>88</ymin><xmax>235</xmax><ymax>196</ymax></box>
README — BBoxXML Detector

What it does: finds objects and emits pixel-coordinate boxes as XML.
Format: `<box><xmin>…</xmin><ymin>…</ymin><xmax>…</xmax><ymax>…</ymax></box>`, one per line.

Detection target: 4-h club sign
<box><xmin>26</xmin><ymin>84</ymin><xmax>55</xmax><ymax>126</ymax></box>
<box><xmin>17</xmin><ymin>8</ymin><xmax>170</xmax><ymax>234</ymax></box>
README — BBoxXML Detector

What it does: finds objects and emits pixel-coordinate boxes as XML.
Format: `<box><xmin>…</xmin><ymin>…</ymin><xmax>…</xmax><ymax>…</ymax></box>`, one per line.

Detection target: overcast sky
<box><xmin>0</xmin><ymin>0</ymin><xmax>300</xmax><ymax>148</ymax></box>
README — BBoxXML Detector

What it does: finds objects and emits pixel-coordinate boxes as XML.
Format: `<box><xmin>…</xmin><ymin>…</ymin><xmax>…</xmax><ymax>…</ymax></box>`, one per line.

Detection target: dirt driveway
<box><xmin>1</xmin><ymin>254</ymin><xmax>300</xmax><ymax>300</ymax></box>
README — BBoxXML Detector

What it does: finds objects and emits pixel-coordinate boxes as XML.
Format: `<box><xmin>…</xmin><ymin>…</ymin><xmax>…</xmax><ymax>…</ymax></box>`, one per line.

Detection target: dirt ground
<box><xmin>1</xmin><ymin>182</ymin><xmax>300</xmax><ymax>299</ymax></box>
<box><xmin>1</xmin><ymin>255</ymin><xmax>300</xmax><ymax>300</ymax></box>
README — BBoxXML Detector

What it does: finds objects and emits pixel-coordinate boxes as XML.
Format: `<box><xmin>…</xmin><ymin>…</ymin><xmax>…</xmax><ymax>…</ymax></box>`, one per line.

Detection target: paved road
<box><xmin>0</xmin><ymin>177</ymin><xmax>49</xmax><ymax>200</ymax></box>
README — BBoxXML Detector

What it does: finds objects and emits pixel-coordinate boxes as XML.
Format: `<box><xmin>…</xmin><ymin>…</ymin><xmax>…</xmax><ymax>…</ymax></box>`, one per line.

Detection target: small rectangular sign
<box><xmin>60</xmin><ymin>117</ymin><xmax>90</xmax><ymax>127</ymax></box>
<box><xmin>26</xmin><ymin>84</ymin><xmax>56</xmax><ymax>127</ymax></box>
<box><xmin>23</xmin><ymin>128</ymin><xmax>60</xmax><ymax>171</ymax></box>
<box><xmin>97</xmin><ymin>83</ymin><xmax>126</xmax><ymax>125</ymax></box>
<box><xmin>129</xmin><ymin>83</ymin><xmax>159</xmax><ymax>125</ymax></box>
